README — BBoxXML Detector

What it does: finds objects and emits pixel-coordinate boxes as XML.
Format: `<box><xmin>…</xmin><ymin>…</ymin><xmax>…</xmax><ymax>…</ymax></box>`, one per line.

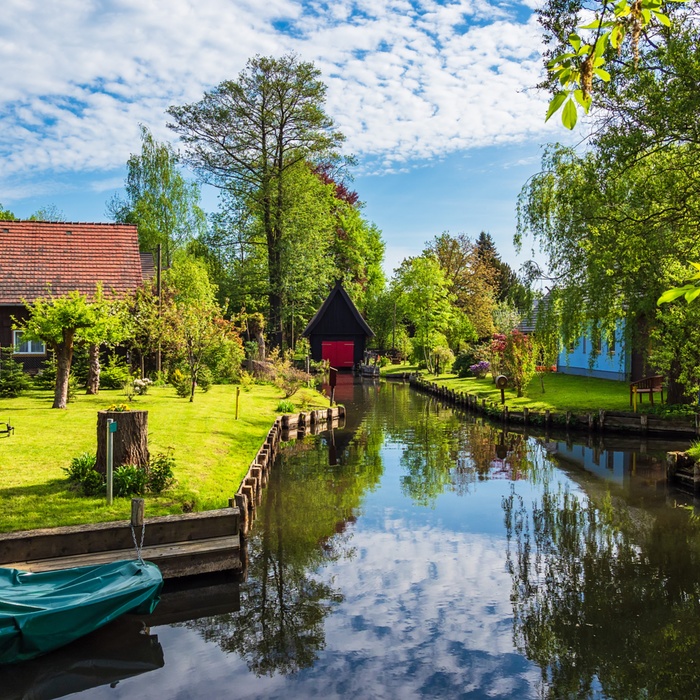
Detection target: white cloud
<box><xmin>0</xmin><ymin>0</ymin><xmax>552</xmax><ymax>200</ymax></box>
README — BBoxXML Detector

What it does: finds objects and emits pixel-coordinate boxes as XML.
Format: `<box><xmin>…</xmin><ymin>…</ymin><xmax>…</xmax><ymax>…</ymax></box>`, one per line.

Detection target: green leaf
<box><xmin>685</xmin><ymin>288</ymin><xmax>700</xmax><ymax>303</ymax></box>
<box><xmin>641</xmin><ymin>8</ymin><xmax>652</xmax><ymax>23</ymax></box>
<box><xmin>653</xmin><ymin>10</ymin><xmax>671</xmax><ymax>26</ymax></box>
<box><xmin>579</xmin><ymin>19</ymin><xmax>604</xmax><ymax>29</ymax></box>
<box><xmin>657</xmin><ymin>285</ymin><xmax>695</xmax><ymax>305</ymax></box>
<box><xmin>562</xmin><ymin>99</ymin><xmax>578</xmax><ymax>130</ymax></box>
<box><xmin>574</xmin><ymin>90</ymin><xmax>592</xmax><ymax>112</ymax></box>
<box><xmin>594</xmin><ymin>68</ymin><xmax>611</xmax><ymax>82</ymax></box>
<box><xmin>594</xmin><ymin>34</ymin><xmax>609</xmax><ymax>57</ymax></box>
<box><xmin>610</xmin><ymin>24</ymin><xmax>625</xmax><ymax>49</ymax></box>
<box><xmin>546</xmin><ymin>92</ymin><xmax>569</xmax><ymax>122</ymax></box>
<box><xmin>568</xmin><ymin>32</ymin><xmax>582</xmax><ymax>52</ymax></box>
<box><xmin>558</xmin><ymin>68</ymin><xmax>573</xmax><ymax>86</ymax></box>
<box><xmin>688</xmin><ymin>261</ymin><xmax>700</xmax><ymax>271</ymax></box>
<box><xmin>615</xmin><ymin>1</ymin><xmax>631</xmax><ymax>17</ymax></box>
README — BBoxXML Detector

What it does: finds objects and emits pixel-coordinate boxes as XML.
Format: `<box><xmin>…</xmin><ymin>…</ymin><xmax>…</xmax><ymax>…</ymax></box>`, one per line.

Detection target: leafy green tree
<box><xmin>425</xmin><ymin>232</ymin><xmax>498</xmax><ymax>338</ymax></box>
<box><xmin>475</xmin><ymin>232</ymin><xmax>530</xmax><ymax>310</ymax></box>
<box><xmin>0</xmin><ymin>203</ymin><xmax>16</xmax><ymax>220</ymax></box>
<box><xmin>163</xmin><ymin>255</ymin><xmax>235</xmax><ymax>401</ymax></box>
<box><xmin>28</xmin><ymin>204</ymin><xmax>66</xmax><ymax>222</ymax></box>
<box><xmin>168</xmin><ymin>54</ymin><xmax>345</xmax><ymax>348</ymax></box>
<box><xmin>109</xmin><ymin>125</ymin><xmax>207</xmax><ymax>266</ymax></box>
<box><xmin>16</xmin><ymin>287</ymin><xmax>127</xmax><ymax>408</ymax></box>
<box><xmin>393</xmin><ymin>254</ymin><xmax>455</xmax><ymax>373</ymax></box>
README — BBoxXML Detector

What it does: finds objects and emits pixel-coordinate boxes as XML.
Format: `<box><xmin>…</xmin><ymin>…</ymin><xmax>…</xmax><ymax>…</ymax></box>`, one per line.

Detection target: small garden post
<box><xmin>106</xmin><ymin>418</ymin><xmax>116</xmax><ymax>504</ymax></box>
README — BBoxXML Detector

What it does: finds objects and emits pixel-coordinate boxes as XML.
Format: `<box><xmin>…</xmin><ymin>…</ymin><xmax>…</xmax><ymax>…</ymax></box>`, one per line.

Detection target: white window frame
<box><xmin>12</xmin><ymin>330</ymin><xmax>46</xmax><ymax>355</ymax></box>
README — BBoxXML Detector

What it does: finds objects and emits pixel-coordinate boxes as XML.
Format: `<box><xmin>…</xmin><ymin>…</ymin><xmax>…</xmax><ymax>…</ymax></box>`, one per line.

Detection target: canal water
<box><xmin>3</xmin><ymin>377</ymin><xmax>700</xmax><ymax>699</ymax></box>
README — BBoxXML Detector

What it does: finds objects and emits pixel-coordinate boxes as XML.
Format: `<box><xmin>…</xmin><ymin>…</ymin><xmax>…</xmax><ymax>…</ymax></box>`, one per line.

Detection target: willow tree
<box><xmin>168</xmin><ymin>54</ymin><xmax>345</xmax><ymax>347</ymax></box>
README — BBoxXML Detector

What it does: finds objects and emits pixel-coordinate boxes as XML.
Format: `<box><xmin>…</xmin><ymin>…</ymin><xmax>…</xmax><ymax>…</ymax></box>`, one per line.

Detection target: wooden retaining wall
<box><xmin>233</xmin><ymin>406</ymin><xmax>346</xmax><ymax>537</ymax></box>
<box><xmin>0</xmin><ymin>407</ymin><xmax>346</xmax><ymax>579</ymax></box>
<box><xmin>410</xmin><ymin>377</ymin><xmax>700</xmax><ymax>437</ymax></box>
<box><xmin>0</xmin><ymin>509</ymin><xmax>242</xmax><ymax>579</ymax></box>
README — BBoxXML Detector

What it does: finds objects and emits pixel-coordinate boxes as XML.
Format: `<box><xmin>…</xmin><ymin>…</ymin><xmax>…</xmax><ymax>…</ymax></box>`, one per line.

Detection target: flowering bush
<box><xmin>502</xmin><ymin>330</ymin><xmax>536</xmax><ymax>397</ymax></box>
<box><xmin>133</xmin><ymin>377</ymin><xmax>153</xmax><ymax>395</ymax></box>
<box><xmin>105</xmin><ymin>403</ymin><xmax>130</xmax><ymax>412</ymax></box>
<box><xmin>469</xmin><ymin>361</ymin><xmax>490</xmax><ymax>378</ymax></box>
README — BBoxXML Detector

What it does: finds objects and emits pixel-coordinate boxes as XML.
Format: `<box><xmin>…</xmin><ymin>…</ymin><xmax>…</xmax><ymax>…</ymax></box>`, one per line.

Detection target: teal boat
<box><xmin>0</xmin><ymin>560</ymin><xmax>163</xmax><ymax>664</ymax></box>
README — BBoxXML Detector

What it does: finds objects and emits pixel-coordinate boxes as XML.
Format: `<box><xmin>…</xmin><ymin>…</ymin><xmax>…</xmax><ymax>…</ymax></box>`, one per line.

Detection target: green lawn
<box><xmin>384</xmin><ymin>365</ymin><xmax>632</xmax><ymax>412</ymax></box>
<box><xmin>0</xmin><ymin>383</ymin><xmax>329</xmax><ymax>533</ymax></box>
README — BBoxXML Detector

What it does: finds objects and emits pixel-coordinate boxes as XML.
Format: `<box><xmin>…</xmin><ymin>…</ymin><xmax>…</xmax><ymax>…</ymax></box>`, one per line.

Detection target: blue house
<box><xmin>557</xmin><ymin>323</ymin><xmax>629</xmax><ymax>381</ymax></box>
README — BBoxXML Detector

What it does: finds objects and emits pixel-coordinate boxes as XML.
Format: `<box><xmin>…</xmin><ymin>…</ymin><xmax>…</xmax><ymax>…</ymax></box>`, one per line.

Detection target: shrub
<box><xmin>197</xmin><ymin>366</ymin><xmax>213</xmax><ymax>393</ymax></box>
<box><xmin>469</xmin><ymin>361</ymin><xmax>491</xmax><ymax>378</ymax></box>
<box><xmin>148</xmin><ymin>451</ymin><xmax>175</xmax><ymax>494</ymax></box>
<box><xmin>170</xmin><ymin>368</ymin><xmax>191</xmax><ymax>398</ymax></box>
<box><xmin>82</xmin><ymin>469</ymin><xmax>106</xmax><ymax>496</ymax></box>
<box><xmin>63</xmin><ymin>452</ymin><xmax>97</xmax><ymax>483</ymax></box>
<box><xmin>34</xmin><ymin>355</ymin><xmax>57</xmax><ymax>389</ymax></box>
<box><xmin>113</xmin><ymin>464</ymin><xmax>147</xmax><ymax>497</ymax></box>
<box><xmin>0</xmin><ymin>347</ymin><xmax>31</xmax><ymax>398</ymax></box>
<box><xmin>501</xmin><ymin>330</ymin><xmax>536</xmax><ymax>397</ymax></box>
<box><xmin>133</xmin><ymin>377</ymin><xmax>153</xmax><ymax>395</ymax></box>
<box><xmin>238</xmin><ymin>370</ymin><xmax>254</xmax><ymax>391</ymax></box>
<box><xmin>100</xmin><ymin>354</ymin><xmax>132</xmax><ymax>389</ymax></box>
<box><xmin>276</xmin><ymin>399</ymin><xmax>295</xmax><ymax>413</ymax></box>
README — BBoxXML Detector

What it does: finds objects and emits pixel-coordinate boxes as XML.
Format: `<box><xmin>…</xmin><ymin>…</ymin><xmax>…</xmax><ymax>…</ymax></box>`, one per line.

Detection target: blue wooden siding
<box><xmin>557</xmin><ymin>323</ymin><xmax>629</xmax><ymax>381</ymax></box>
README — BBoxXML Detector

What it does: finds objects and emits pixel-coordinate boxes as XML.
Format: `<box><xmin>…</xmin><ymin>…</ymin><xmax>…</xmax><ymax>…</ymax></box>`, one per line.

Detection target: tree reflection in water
<box><xmin>399</xmin><ymin>397</ymin><xmax>552</xmax><ymax>505</ymax></box>
<box><xmin>503</xmin><ymin>484</ymin><xmax>700</xmax><ymax>698</ymax></box>
<box><xmin>182</xmin><ymin>424</ymin><xmax>383</xmax><ymax>676</ymax></box>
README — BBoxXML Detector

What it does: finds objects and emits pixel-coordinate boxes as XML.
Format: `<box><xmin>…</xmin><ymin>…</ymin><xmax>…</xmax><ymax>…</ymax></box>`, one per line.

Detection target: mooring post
<box><xmin>233</xmin><ymin>494</ymin><xmax>248</xmax><ymax>537</ymax></box>
<box><xmin>131</xmin><ymin>498</ymin><xmax>145</xmax><ymax>528</ymax></box>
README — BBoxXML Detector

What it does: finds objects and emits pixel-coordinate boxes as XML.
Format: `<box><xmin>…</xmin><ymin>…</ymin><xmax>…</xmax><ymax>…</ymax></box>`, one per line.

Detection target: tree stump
<box><xmin>96</xmin><ymin>410</ymin><xmax>149</xmax><ymax>474</ymax></box>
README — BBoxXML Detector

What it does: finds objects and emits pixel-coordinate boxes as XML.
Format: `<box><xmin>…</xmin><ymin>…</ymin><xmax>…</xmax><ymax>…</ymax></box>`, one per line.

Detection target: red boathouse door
<box><xmin>322</xmin><ymin>341</ymin><xmax>355</xmax><ymax>369</ymax></box>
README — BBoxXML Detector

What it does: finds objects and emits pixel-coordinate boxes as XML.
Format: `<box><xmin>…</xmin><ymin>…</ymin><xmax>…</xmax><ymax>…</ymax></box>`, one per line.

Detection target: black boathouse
<box><xmin>302</xmin><ymin>281</ymin><xmax>374</xmax><ymax>369</ymax></box>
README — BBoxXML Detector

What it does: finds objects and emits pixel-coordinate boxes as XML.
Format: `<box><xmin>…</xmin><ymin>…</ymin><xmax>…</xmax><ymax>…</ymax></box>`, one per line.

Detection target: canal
<box><xmin>4</xmin><ymin>376</ymin><xmax>700</xmax><ymax>699</ymax></box>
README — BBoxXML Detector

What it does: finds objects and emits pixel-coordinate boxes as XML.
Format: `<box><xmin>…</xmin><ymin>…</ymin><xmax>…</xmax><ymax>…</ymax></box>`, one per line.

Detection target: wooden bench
<box><xmin>630</xmin><ymin>375</ymin><xmax>664</xmax><ymax>407</ymax></box>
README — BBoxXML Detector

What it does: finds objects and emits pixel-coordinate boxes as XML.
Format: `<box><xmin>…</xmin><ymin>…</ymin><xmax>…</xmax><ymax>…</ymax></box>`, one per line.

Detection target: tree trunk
<box><xmin>86</xmin><ymin>343</ymin><xmax>100</xmax><ymax>394</ymax></box>
<box><xmin>96</xmin><ymin>410</ymin><xmax>149</xmax><ymax>474</ymax></box>
<box><xmin>52</xmin><ymin>331</ymin><xmax>75</xmax><ymax>409</ymax></box>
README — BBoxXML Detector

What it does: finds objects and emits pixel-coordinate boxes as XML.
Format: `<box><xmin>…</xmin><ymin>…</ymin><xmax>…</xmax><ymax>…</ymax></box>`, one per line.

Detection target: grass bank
<box><xmin>383</xmin><ymin>365</ymin><xmax>633</xmax><ymax>412</ymax></box>
<box><xmin>0</xmin><ymin>384</ymin><xmax>328</xmax><ymax>533</ymax></box>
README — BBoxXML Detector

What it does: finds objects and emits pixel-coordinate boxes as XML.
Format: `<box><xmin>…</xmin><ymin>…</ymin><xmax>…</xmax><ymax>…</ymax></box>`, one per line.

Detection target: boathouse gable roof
<box><xmin>302</xmin><ymin>281</ymin><xmax>374</xmax><ymax>338</ymax></box>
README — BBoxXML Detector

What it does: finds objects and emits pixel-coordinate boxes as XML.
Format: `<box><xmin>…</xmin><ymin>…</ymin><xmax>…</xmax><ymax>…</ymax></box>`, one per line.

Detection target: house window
<box><xmin>609</xmin><ymin>333</ymin><xmax>616</xmax><ymax>355</ymax></box>
<box><xmin>582</xmin><ymin>336</ymin><xmax>586</xmax><ymax>354</ymax></box>
<box><xmin>13</xmin><ymin>330</ymin><xmax>45</xmax><ymax>355</ymax></box>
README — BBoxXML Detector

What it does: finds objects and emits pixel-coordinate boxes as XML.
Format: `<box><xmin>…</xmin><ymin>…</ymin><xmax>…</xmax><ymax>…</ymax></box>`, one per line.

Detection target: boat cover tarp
<box><xmin>0</xmin><ymin>560</ymin><xmax>162</xmax><ymax>664</ymax></box>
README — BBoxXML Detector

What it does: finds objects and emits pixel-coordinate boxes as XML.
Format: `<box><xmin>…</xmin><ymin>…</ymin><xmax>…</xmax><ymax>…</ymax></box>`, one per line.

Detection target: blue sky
<box><xmin>0</xmin><ymin>0</ymin><xmax>571</xmax><ymax>276</ymax></box>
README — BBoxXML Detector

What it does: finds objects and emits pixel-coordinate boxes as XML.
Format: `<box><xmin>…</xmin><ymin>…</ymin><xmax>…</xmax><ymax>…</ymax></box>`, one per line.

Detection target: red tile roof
<box><xmin>0</xmin><ymin>221</ymin><xmax>144</xmax><ymax>304</ymax></box>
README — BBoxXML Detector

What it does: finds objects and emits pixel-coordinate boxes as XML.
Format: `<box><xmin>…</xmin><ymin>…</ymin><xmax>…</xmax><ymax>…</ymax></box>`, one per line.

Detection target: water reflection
<box><xmin>183</xmin><ymin>416</ymin><xmax>383</xmax><ymax>676</ymax></box>
<box><xmin>0</xmin><ymin>617</ymin><xmax>163</xmax><ymax>700</ymax></box>
<box><xmin>504</xmin><ymin>482</ymin><xmax>700</xmax><ymax>699</ymax></box>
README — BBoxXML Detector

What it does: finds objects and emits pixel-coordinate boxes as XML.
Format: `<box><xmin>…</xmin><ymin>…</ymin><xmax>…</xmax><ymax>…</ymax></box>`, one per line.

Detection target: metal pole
<box><xmin>236</xmin><ymin>386</ymin><xmax>240</xmax><ymax>420</ymax></box>
<box><xmin>106</xmin><ymin>418</ymin><xmax>115</xmax><ymax>504</ymax></box>
<box><xmin>156</xmin><ymin>243</ymin><xmax>162</xmax><ymax>375</ymax></box>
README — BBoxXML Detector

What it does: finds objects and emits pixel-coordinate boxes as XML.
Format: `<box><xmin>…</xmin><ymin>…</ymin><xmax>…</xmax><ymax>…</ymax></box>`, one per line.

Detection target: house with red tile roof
<box><xmin>0</xmin><ymin>221</ymin><xmax>148</xmax><ymax>371</ymax></box>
